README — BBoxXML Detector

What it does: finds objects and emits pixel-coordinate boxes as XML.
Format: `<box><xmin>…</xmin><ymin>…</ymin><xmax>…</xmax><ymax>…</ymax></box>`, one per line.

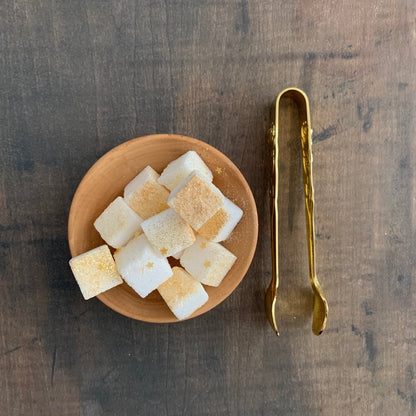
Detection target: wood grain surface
<box><xmin>1</xmin><ymin>1</ymin><xmax>415</xmax><ymax>415</ymax></box>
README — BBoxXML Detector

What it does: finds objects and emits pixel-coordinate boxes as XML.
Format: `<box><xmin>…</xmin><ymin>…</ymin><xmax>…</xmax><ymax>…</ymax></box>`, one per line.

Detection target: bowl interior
<box><xmin>68</xmin><ymin>134</ymin><xmax>258</xmax><ymax>322</ymax></box>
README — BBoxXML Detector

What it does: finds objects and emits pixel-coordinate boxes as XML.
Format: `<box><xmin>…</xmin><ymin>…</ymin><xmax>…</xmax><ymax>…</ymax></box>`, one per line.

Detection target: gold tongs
<box><xmin>265</xmin><ymin>87</ymin><xmax>328</xmax><ymax>336</ymax></box>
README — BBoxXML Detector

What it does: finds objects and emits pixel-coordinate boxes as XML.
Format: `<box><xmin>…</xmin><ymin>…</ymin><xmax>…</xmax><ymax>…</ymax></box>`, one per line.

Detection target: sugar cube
<box><xmin>168</xmin><ymin>172</ymin><xmax>224</xmax><ymax>230</ymax></box>
<box><xmin>197</xmin><ymin>197</ymin><xmax>243</xmax><ymax>242</ymax></box>
<box><xmin>69</xmin><ymin>245</ymin><xmax>123</xmax><ymax>300</ymax></box>
<box><xmin>158</xmin><ymin>150</ymin><xmax>213</xmax><ymax>191</ymax></box>
<box><xmin>180</xmin><ymin>236</ymin><xmax>237</xmax><ymax>287</ymax></box>
<box><xmin>141</xmin><ymin>208</ymin><xmax>195</xmax><ymax>257</ymax></box>
<box><xmin>171</xmin><ymin>249</ymin><xmax>184</xmax><ymax>260</ymax></box>
<box><xmin>124</xmin><ymin>166</ymin><xmax>170</xmax><ymax>219</ymax></box>
<box><xmin>94</xmin><ymin>196</ymin><xmax>143</xmax><ymax>249</ymax></box>
<box><xmin>157</xmin><ymin>267</ymin><xmax>209</xmax><ymax>320</ymax></box>
<box><xmin>114</xmin><ymin>234</ymin><xmax>172</xmax><ymax>297</ymax></box>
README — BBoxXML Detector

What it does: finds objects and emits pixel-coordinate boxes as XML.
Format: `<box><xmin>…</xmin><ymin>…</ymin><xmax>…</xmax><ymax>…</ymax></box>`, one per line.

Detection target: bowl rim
<box><xmin>68</xmin><ymin>133</ymin><xmax>258</xmax><ymax>322</ymax></box>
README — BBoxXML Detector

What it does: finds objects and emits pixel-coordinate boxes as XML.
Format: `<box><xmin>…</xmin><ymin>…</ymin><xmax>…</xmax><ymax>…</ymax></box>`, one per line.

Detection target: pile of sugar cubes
<box><xmin>69</xmin><ymin>151</ymin><xmax>243</xmax><ymax>320</ymax></box>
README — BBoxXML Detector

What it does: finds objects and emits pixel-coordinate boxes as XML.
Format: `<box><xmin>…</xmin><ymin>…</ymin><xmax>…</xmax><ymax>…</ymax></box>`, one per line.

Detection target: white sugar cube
<box><xmin>124</xmin><ymin>166</ymin><xmax>170</xmax><ymax>219</ymax></box>
<box><xmin>197</xmin><ymin>197</ymin><xmax>243</xmax><ymax>242</ymax></box>
<box><xmin>157</xmin><ymin>267</ymin><xmax>208</xmax><ymax>320</ymax></box>
<box><xmin>114</xmin><ymin>234</ymin><xmax>172</xmax><ymax>297</ymax></box>
<box><xmin>171</xmin><ymin>250</ymin><xmax>184</xmax><ymax>260</ymax></box>
<box><xmin>168</xmin><ymin>172</ymin><xmax>224</xmax><ymax>230</ymax></box>
<box><xmin>69</xmin><ymin>245</ymin><xmax>123</xmax><ymax>300</ymax></box>
<box><xmin>141</xmin><ymin>208</ymin><xmax>195</xmax><ymax>257</ymax></box>
<box><xmin>158</xmin><ymin>151</ymin><xmax>213</xmax><ymax>191</ymax></box>
<box><xmin>180</xmin><ymin>236</ymin><xmax>237</xmax><ymax>287</ymax></box>
<box><xmin>94</xmin><ymin>196</ymin><xmax>143</xmax><ymax>249</ymax></box>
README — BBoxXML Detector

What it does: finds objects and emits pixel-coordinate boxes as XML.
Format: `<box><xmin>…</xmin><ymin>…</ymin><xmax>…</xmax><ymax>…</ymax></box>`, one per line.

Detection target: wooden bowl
<box><xmin>68</xmin><ymin>134</ymin><xmax>258</xmax><ymax>322</ymax></box>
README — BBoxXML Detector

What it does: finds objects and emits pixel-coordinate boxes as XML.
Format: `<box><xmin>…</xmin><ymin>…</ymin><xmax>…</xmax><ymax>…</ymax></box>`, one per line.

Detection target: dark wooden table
<box><xmin>1</xmin><ymin>1</ymin><xmax>415</xmax><ymax>415</ymax></box>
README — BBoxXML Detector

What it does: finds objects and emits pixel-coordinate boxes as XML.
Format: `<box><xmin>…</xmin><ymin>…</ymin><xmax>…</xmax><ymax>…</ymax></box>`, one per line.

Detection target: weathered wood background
<box><xmin>1</xmin><ymin>1</ymin><xmax>415</xmax><ymax>415</ymax></box>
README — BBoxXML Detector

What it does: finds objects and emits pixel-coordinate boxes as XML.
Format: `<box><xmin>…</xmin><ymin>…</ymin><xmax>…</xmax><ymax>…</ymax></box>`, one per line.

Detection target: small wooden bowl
<box><xmin>68</xmin><ymin>134</ymin><xmax>258</xmax><ymax>322</ymax></box>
